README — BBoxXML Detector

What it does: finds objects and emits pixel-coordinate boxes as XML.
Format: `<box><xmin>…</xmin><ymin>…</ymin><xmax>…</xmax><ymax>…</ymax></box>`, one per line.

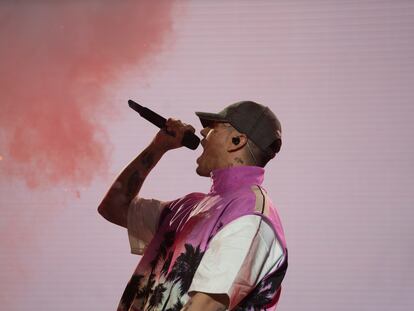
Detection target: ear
<box><xmin>227</xmin><ymin>133</ymin><xmax>248</xmax><ymax>152</ymax></box>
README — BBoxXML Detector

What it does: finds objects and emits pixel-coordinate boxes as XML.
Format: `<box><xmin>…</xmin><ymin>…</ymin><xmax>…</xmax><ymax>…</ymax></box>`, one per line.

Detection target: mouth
<box><xmin>196</xmin><ymin>144</ymin><xmax>206</xmax><ymax>164</ymax></box>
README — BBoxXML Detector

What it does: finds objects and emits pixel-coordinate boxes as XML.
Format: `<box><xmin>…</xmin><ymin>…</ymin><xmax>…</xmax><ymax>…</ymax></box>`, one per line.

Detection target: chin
<box><xmin>196</xmin><ymin>164</ymin><xmax>210</xmax><ymax>177</ymax></box>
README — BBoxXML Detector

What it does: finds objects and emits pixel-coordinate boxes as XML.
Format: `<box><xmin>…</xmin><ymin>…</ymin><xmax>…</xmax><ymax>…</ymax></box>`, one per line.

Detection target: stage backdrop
<box><xmin>0</xmin><ymin>1</ymin><xmax>413</xmax><ymax>310</ymax></box>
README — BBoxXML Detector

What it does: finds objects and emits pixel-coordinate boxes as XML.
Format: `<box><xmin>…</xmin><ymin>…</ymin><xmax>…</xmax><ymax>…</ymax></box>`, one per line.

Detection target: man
<box><xmin>98</xmin><ymin>101</ymin><xmax>288</xmax><ymax>311</ymax></box>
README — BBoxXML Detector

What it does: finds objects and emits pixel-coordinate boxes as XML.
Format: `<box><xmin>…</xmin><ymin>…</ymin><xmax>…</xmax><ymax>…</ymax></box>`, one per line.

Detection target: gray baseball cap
<box><xmin>195</xmin><ymin>101</ymin><xmax>282</xmax><ymax>156</ymax></box>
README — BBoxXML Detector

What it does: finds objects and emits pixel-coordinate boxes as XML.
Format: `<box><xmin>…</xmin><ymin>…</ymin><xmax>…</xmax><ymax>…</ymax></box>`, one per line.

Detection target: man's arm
<box><xmin>181</xmin><ymin>292</ymin><xmax>228</xmax><ymax>311</ymax></box>
<box><xmin>97</xmin><ymin>118</ymin><xmax>195</xmax><ymax>228</ymax></box>
<box><xmin>97</xmin><ymin>143</ymin><xmax>164</xmax><ymax>227</ymax></box>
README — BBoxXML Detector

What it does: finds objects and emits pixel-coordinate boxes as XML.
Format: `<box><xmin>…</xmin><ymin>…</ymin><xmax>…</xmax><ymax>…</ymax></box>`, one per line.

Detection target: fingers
<box><xmin>154</xmin><ymin>118</ymin><xmax>197</xmax><ymax>151</ymax></box>
<box><xmin>165</xmin><ymin>118</ymin><xmax>195</xmax><ymax>134</ymax></box>
<box><xmin>186</xmin><ymin>124</ymin><xmax>196</xmax><ymax>133</ymax></box>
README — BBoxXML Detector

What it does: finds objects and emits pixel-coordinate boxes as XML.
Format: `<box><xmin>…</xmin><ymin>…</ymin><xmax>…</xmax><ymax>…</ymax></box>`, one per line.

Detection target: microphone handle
<box><xmin>128</xmin><ymin>100</ymin><xmax>200</xmax><ymax>150</ymax></box>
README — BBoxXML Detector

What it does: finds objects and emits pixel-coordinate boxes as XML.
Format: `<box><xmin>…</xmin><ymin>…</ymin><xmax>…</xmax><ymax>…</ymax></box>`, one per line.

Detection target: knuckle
<box><xmin>166</xmin><ymin>118</ymin><xmax>177</xmax><ymax>126</ymax></box>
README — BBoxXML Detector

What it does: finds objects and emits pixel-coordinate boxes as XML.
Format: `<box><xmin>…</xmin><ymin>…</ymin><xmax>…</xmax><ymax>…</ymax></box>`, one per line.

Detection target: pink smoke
<box><xmin>0</xmin><ymin>1</ymin><xmax>176</xmax><ymax>189</ymax></box>
<box><xmin>0</xmin><ymin>1</ymin><xmax>180</xmax><ymax>309</ymax></box>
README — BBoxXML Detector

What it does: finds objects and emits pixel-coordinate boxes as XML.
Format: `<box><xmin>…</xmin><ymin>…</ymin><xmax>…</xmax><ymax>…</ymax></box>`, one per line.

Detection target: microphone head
<box><xmin>128</xmin><ymin>100</ymin><xmax>143</xmax><ymax>113</ymax></box>
<box><xmin>183</xmin><ymin>131</ymin><xmax>200</xmax><ymax>150</ymax></box>
<box><xmin>128</xmin><ymin>99</ymin><xmax>200</xmax><ymax>150</ymax></box>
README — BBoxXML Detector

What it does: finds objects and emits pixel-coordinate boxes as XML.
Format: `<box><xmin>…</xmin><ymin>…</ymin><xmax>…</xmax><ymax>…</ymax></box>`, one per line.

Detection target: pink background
<box><xmin>1</xmin><ymin>1</ymin><xmax>413</xmax><ymax>310</ymax></box>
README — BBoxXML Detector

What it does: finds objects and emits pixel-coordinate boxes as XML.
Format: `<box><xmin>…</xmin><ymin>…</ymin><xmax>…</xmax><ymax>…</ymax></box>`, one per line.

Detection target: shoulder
<box><xmin>222</xmin><ymin>185</ymin><xmax>287</xmax><ymax>250</ymax></box>
<box><xmin>158</xmin><ymin>192</ymin><xmax>206</xmax><ymax>224</ymax></box>
<box><xmin>249</xmin><ymin>184</ymin><xmax>273</xmax><ymax>212</ymax></box>
<box><xmin>174</xmin><ymin>191</ymin><xmax>206</xmax><ymax>203</ymax></box>
<box><xmin>213</xmin><ymin>215</ymin><xmax>279</xmax><ymax>250</ymax></box>
<box><xmin>168</xmin><ymin>192</ymin><xmax>206</xmax><ymax>209</ymax></box>
<box><xmin>222</xmin><ymin>184</ymin><xmax>274</xmax><ymax>217</ymax></box>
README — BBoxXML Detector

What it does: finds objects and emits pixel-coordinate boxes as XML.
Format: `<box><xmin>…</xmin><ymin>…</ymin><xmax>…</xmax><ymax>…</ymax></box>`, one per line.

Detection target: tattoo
<box><xmin>141</xmin><ymin>151</ymin><xmax>154</xmax><ymax>168</ymax></box>
<box><xmin>127</xmin><ymin>170</ymin><xmax>142</xmax><ymax>197</ymax></box>
<box><xmin>235</xmin><ymin>157</ymin><xmax>244</xmax><ymax>164</ymax></box>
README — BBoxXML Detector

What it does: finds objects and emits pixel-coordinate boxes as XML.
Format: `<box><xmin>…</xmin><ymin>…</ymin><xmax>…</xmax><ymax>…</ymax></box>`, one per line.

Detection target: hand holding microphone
<box><xmin>128</xmin><ymin>100</ymin><xmax>200</xmax><ymax>150</ymax></box>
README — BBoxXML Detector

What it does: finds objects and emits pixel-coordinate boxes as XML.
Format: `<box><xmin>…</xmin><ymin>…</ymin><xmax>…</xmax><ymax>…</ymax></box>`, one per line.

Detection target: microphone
<box><xmin>128</xmin><ymin>100</ymin><xmax>200</xmax><ymax>150</ymax></box>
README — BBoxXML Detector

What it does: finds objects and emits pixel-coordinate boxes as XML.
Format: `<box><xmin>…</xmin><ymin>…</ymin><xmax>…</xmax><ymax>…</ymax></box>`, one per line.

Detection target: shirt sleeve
<box><xmin>188</xmin><ymin>215</ymin><xmax>285</xmax><ymax>310</ymax></box>
<box><xmin>127</xmin><ymin>197</ymin><xmax>171</xmax><ymax>255</ymax></box>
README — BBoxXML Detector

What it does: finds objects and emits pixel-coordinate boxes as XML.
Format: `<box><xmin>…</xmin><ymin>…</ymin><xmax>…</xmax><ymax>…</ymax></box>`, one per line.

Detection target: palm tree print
<box><xmin>122</xmin><ymin>230</ymin><xmax>176</xmax><ymax>310</ymax></box>
<box><xmin>147</xmin><ymin>283</ymin><xmax>167</xmax><ymax>310</ymax></box>
<box><xmin>159</xmin><ymin>243</ymin><xmax>204</xmax><ymax>309</ymax></box>
<box><xmin>233</xmin><ymin>277</ymin><xmax>280</xmax><ymax>310</ymax></box>
<box><xmin>166</xmin><ymin>243</ymin><xmax>204</xmax><ymax>296</ymax></box>
<box><xmin>150</xmin><ymin>230</ymin><xmax>176</xmax><ymax>270</ymax></box>
<box><xmin>234</xmin><ymin>251</ymin><xmax>288</xmax><ymax>310</ymax></box>
<box><xmin>160</xmin><ymin>251</ymin><xmax>173</xmax><ymax>277</ymax></box>
<box><xmin>140</xmin><ymin>272</ymin><xmax>156</xmax><ymax>307</ymax></box>
<box><xmin>119</xmin><ymin>274</ymin><xmax>144</xmax><ymax>308</ymax></box>
<box><xmin>165</xmin><ymin>299</ymin><xmax>183</xmax><ymax>311</ymax></box>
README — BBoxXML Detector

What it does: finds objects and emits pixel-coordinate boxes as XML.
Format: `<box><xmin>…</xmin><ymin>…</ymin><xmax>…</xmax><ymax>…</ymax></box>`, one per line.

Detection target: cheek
<box><xmin>204</xmin><ymin>129</ymin><xmax>227</xmax><ymax>158</ymax></box>
<box><xmin>206</xmin><ymin>141</ymin><xmax>225</xmax><ymax>159</ymax></box>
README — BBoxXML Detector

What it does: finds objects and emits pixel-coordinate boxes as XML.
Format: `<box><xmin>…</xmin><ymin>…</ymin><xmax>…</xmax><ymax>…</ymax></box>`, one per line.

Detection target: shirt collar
<box><xmin>209</xmin><ymin>165</ymin><xmax>265</xmax><ymax>194</ymax></box>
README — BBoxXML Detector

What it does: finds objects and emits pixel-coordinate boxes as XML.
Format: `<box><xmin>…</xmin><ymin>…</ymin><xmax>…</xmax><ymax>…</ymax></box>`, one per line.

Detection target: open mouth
<box><xmin>196</xmin><ymin>145</ymin><xmax>206</xmax><ymax>163</ymax></box>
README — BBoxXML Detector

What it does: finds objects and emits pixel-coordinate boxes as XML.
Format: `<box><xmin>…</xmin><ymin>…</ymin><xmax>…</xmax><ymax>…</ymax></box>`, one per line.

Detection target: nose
<box><xmin>200</xmin><ymin>127</ymin><xmax>209</xmax><ymax>138</ymax></box>
<box><xmin>200</xmin><ymin>127</ymin><xmax>210</xmax><ymax>147</ymax></box>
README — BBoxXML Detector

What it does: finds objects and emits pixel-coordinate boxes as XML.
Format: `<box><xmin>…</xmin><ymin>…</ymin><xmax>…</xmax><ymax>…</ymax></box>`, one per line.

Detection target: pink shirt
<box><xmin>119</xmin><ymin>165</ymin><xmax>288</xmax><ymax>311</ymax></box>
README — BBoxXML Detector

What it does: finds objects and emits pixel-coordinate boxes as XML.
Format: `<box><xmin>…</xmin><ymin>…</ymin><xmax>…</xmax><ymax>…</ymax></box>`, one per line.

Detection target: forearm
<box><xmin>114</xmin><ymin>143</ymin><xmax>163</xmax><ymax>199</ymax></box>
<box><xmin>181</xmin><ymin>292</ymin><xmax>228</xmax><ymax>311</ymax></box>
<box><xmin>98</xmin><ymin>117</ymin><xmax>194</xmax><ymax>227</ymax></box>
<box><xmin>98</xmin><ymin>142</ymin><xmax>165</xmax><ymax>226</ymax></box>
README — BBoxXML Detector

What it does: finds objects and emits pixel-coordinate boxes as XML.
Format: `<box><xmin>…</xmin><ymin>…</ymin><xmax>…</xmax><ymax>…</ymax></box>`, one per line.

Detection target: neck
<box><xmin>224</xmin><ymin>152</ymin><xmax>251</xmax><ymax>168</ymax></box>
<box><xmin>209</xmin><ymin>165</ymin><xmax>264</xmax><ymax>194</ymax></box>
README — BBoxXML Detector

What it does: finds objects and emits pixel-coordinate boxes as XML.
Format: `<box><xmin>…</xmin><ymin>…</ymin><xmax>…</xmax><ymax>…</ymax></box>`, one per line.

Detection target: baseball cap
<box><xmin>195</xmin><ymin>101</ymin><xmax>282</xmax><ymax>156</ymax></box>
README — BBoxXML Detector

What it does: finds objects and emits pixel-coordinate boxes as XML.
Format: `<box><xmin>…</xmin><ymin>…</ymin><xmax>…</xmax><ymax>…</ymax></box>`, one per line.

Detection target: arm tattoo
<box><xmin>141</xmin><ymin>151</ymin><xmax>155</xmax><ymax>169</ymax></box>
<box><xmin>127</xmin><ymin>170</ymin><xmax>142</xmax><ymax>197</ymax></box>
<box><xmin>125</xmin><ymin>152</ymin><xmax>154</xmax><ymax>199</ymax></box>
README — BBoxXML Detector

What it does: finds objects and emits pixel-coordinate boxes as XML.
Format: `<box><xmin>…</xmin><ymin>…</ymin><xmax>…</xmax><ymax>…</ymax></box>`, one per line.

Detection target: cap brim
<box><xmin>195</xmin><ymin>111</ymin><xmax>227</xmax><ymax>128</ymax></box>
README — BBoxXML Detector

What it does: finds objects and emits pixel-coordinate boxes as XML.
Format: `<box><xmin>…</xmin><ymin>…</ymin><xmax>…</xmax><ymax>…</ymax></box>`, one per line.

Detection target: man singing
<box><xmin>98</xmin><ymin>101</ymin><xmax>288</xmax><ymax>310</ymax></box>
